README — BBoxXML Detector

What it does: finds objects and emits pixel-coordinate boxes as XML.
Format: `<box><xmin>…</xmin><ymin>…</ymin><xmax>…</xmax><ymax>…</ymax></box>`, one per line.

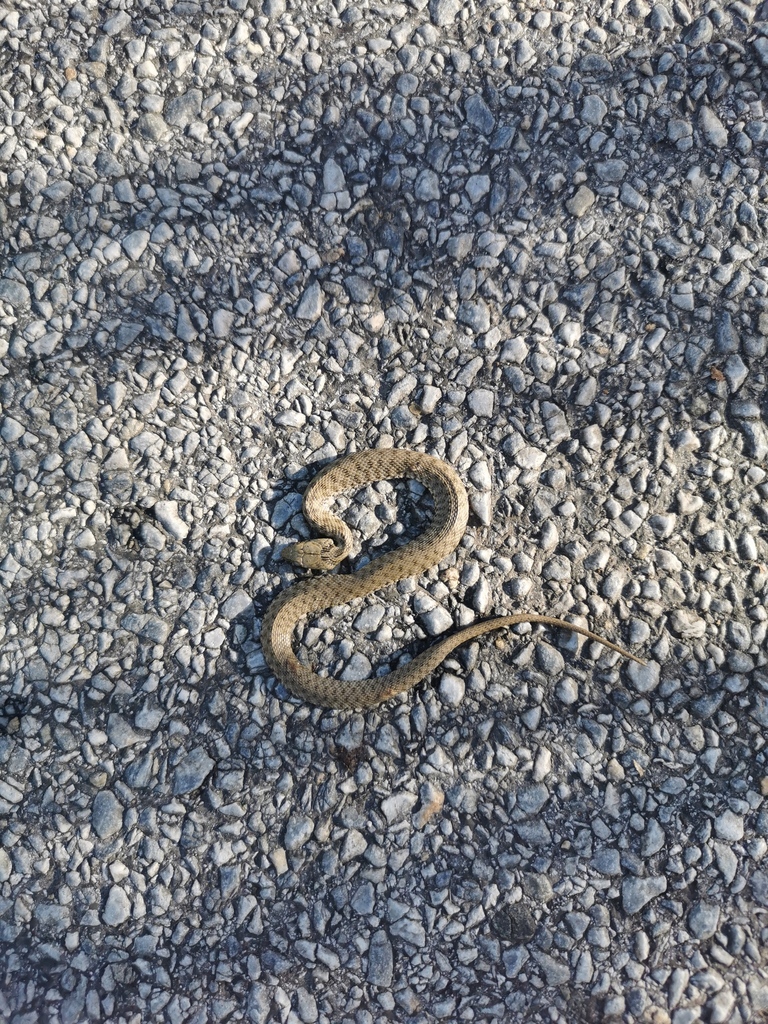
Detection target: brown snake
<box><xmin>261</xmin><ymin>448</ymin><xmax>644</xmax><ymax>709</ymax></box>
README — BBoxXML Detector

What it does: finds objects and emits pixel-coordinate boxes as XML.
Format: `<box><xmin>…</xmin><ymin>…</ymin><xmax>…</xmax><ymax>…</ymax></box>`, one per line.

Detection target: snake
<box><xmin>261</xmin><ymin>448</ymin><xmax>645</xmax><ymax>709</ymax></box>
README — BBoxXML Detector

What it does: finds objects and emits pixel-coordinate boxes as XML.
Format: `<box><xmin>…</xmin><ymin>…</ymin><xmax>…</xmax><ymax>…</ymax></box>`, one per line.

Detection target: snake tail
<box><xmin>265</xmin><ymin>610</ymin><xmax>644</xmax><ymax>711</ymax></box>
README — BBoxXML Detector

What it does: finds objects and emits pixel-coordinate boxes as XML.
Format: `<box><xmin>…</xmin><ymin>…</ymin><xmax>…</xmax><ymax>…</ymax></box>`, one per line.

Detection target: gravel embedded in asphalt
<box><xmin>1</xmin><ymin>1</ymin><xmax>768</xmax><ymax>1022</ymax></box>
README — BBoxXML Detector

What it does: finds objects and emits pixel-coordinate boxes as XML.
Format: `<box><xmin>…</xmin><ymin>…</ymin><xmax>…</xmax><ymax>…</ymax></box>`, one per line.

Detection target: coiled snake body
<box><xmin>262</xmin><ymin>449</ymin><xmax>643</xmax><ymax>709</ymax></box>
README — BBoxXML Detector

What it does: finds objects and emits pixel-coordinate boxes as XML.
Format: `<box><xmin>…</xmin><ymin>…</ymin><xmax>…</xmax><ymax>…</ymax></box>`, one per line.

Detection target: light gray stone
<box><xmin>592</xmin><ymin>848</ymin><xmax>621</xmax><ymax>875</ymax></box>
<box><xmin>596</xmin><ymin>159</ymin><xmax>628</xmax><ymax>182</ymax></box>
<box><xmin>415</xmin><ymin>169</ymin><xmax>440</xmax><ymax>201</ymax></box>
<box><xmin>391</xmin><ymin>916</ymin><xmax>426</xmax><ymax>946</ymax></box>
<box><xmin>688</xmin><ymin>902</ymin><xmax>719</xmax><ymax>940</ymax></box>
<box><xmin>466</xmin><ymin>174</ymin><xmax>491</xmax><ymax>203</ymax></box>
<box><xmin>323</xmin><ymin>158</ymin><xmax>345</xmax><ymax>192</ymax></box>
<box><xmin>1</xmin><ymin>417</ymin><xmax>24</xmax><ymax>442</ymax></box>
<box><xmin>627</xmin><ymin>660</ymin><xmax>660</xmax><ymax>693</ymax></box>
<box><xmin>153</xmin><ymin>500</ymin><xmax>189</xmax><ymax>540</ymax></box>
<box><xmin>532</xmin><ymin>950</ymin><xmax>570</xmax><ymax>986</ymax></box>
<box><xmin>247</xmin><ymin>983</ymin><xmax>271</xmax><ymax>1024</ymax></box>
<box><xmin>285</xmin><ymin>815</ymin><xmax>314</xmax><ymax>851</ymax></box>
<box><xmin>397</xmin><ymin>73</ymin><xmax>418</xmax><ymax>97</ymax></box>
<box><xmin>103</xmin><ymin>11</ymin><xmax>131</xmax><ymax>33</ymax></box>
<box><xmin>458</xmin><ymin>300</ymin><xmax>491</xmax><ymax>333</ymax></box>
<box><xmin>340</xmin><ymin>653</ymin><xmax>372</xmax><ymax>681</ymax></box>
<box><xmin>536</xmin><ymin>642</ymin><xmax>565</xmax><ymax>677</ymax></box>
<box><xmin>137</xmin><ymin>113</ymin><xmax>170</xmax><ymax>141</ymax></box>
<box><xmin>622</xmin><ymin>876</ymin><xmax>667</xmax><ymax>914</ymax></box>
<box><xmin>752</xmin><ymin>869</ymin><xmax>768</xmax><ymax>907</ymax></box>
<box><xmin>213</xmin><ymin>309</ymin><xmax>235</xmax><ymax>338</ymax></box>
<box><xmin>714</xmin><ymin>809</ymin><xmax>743</xmax><ymax>841</ymax></box>
<box><xmin>381</xmin><ymin>791</ymin><xmax>417</xmax><ymax>823</ymax></box>
<box><xmin>295</xmin><ymin>281</ymin><xmax>323</xmax><ymax>321</ymax></box>
<box><xmin>346</xmin><ymin>275</ymin><xmax>375</xmax><ymax>303</ymax></box>
<box><xmin>420</xmin><ymin>385</ymin><xmax>442</xmax><ymax>413</ymax></box>
<box><xmin>755</xmin><ymin>37</ymin><xmax>768</xmax><ymax>67</ymax></box>
<box><xmin>706</xmin><ymin>990</ymin><xmax>734</xmax><ymax>1024</ymax></box>
<box><xmin>582</xmin><ymin>95</ymin><xmax>607</xmax><ymax>124</ymax></box>
<box><xmin>102</xmin><ymin>885</ymin><xmax>131</xmax><ymax>926</ymax></box>
<box><xmin>566</xmin><ymin>186</ymin><xmax>595</xmax><ymax>217</ymax></box>
<box><xmin>122</xmin><ymin>230</ymin><xmax>150</xmax><ymax>260</ymax></box>
<box><xmin>699</xmin><ymin>106</ymin><xmax>728</xmax><ymax>148</ymax></box>
<box><xmin>515</xmin><ymin>446</ymin><xmax>546</xmax><ymax>470</ymax></box>
<box><xmin>354</xmin><ymin>605</ymin><xmax>385</xmax><ymax>632</ymax></box>
<box><xmin>685</xmin><ymin>15</ymin><xmax>713</xmax><ymax>46</ymax></box>
<box><xmin>468</xmin><ymin>388</ymin><xmax>494</xmax><ymax>416</ymax></box>
<box><xmin>92</xmin><ymin>790</ymin><xmax>124</xmax><ymax>839</ymax></box>
<box><xmin>470</xmin><ymin>576</ymin><xmax>492</xmax><ymax>614</ymax></box>
<box><xmin>641</xmin><ymin>819</ymin><xmax>665</xmax><ymax>857</ymax></box>
<box><xmin>0</xmin><ymin>279</ymin><xmax>31</xmax><ymax>307</ymax></box>
<box><xmin>517</xmin><ymin>783</ymin><xmax>550</xmax><ymax>815</ymax></box>
<box><xmin>439</xmin><ymin>673</ymin><xmax>465</xmax><ymax>707</ymax></box>
<box><xmin>203</xmin><ymin>626</ymin><xmax>225</xmax><ymax>649</ymax></box>
<box><xmin>429</xmin><ymin>0</ymin><xmax>461</xmax><ymax>27</ymax></box>
<box><xmin>107</xmin><ymin>714</ymin><xmax>146</xmax><ymax>749</ymax></box>
<box><xmin>340</xmin><ymin>829</ymin><xmax>368</xmax><ymax>862</ymax></box>
<box><xmin>420</xmin><ymin>605</ymin><xmax>453</xmax><ymax>635</ymax></box>
<box><xmin>221</xmin><ymin>589</ymin><xmax>252</xmax><ymax>620</ymax></box>
<box><xmin>351</xmin><ymin>882</ymin><xmax>375</xmax><ymax>915</ymax></box>
<box><xmin>556</xmin><ymin>677</ymin><xmax>579</xmax><ymax>704</ymax></box>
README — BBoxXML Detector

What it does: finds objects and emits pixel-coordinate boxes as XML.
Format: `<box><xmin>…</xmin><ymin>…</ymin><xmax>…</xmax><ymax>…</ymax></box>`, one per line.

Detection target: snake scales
<box><xmin>262</xmin><ymin>448</ymin><xmax>644</xmax><ymax>709</ymax></box>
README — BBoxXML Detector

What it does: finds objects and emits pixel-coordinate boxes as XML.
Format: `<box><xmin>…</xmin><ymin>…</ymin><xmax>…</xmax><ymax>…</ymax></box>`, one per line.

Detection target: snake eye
<box><xmin>282</xmin><ymin>538</ymin><xmax>342</xmax><ymax>570</ymax></box>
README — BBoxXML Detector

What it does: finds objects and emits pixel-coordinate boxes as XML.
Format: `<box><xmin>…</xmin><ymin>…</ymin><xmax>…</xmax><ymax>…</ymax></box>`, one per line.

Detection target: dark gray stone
<box><xmin>752</xmin><ymin>869</ymin><xmax>768</xmax><ymax>907</ymax></box>
<box><xmin>345</xmin><ymin>275</ymin><xmax>375</xmax><ymax>303</ymax></box>
<box><xmin>367</xmin><ymin>929</ymin><xmax>394</xmax><ymax>987</ymax></box>
<box><xmin>715</xmin><ymin>311</ymin><xmax>739</xmax><ymax>354</ymax></box>
<box><xmin>165</xmin><ymin>89</ymin><xmax>203</xmax><ymax>128</ymax></box>
<box><xmin>465</xmin><ymin>94</ymin><xmax>495</xmax><ymax>134</ymax></box>
<box><xmin>173</xmin><ymin>747</ymin><xmax>214</xmax><ymax>795</ymax></box>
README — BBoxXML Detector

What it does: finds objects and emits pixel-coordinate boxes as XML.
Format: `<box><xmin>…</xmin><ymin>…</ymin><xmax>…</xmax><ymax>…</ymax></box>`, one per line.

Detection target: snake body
<box><xmin>262</xmin><ymin>449</ymin><xmax>643</xmax><ymax>709</ymax></box>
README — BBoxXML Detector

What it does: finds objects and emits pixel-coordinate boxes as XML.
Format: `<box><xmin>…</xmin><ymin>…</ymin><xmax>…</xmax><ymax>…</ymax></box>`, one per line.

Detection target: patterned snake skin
<box><xmin>261</xmin><ymin>449</ymin><xmax>644</xmax><ymax>709</ymax></box>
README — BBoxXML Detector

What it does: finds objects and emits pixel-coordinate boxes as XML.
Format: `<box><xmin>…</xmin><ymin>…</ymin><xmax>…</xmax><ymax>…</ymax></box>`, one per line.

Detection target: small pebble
<box><xmin>153</xmin><ymin>500</ymin><xmax>189</xmax><ymax>540</ymax></box>
<box><xmin>92</xmin><ymin>790</ymin><xmax>124</xmax><ymax>840</ymax></box>
<box><xmin>439</xmin><ymin>673</ymin><xmax>465</xmax><ymax>706</ymax></box>
<box><xmin>715</xmin><ymin>810</ymin><xmax>744</xmax><ymax>841</ymax></box>
<box><xmin>102</xmin><ymin>886</ymin><xmax>132</xmax><ymax>926</ymax></box>
<box><xmin>622</xmin><ymin>876</ymin><xmax>667</xmax><ymax>914</ymax></box>
<box><xmin>173</xmin><ymin>747</ymin><xmax>214</xmax><ymax>795</ymax></box>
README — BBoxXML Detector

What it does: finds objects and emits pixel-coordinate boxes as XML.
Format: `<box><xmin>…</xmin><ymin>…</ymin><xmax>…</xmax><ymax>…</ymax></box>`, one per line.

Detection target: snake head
<box><xmin>282</xmin><ymin>538</ymin><xmax>345</xmax><ymax>570</ymax></box>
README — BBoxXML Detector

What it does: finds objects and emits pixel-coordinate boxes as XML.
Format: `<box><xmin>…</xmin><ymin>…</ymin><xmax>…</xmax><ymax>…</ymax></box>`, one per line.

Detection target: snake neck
<box><xmin>301</xmin><ymin>449</ymin><xmax>470</xmax><ymax>578</ymax></box>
